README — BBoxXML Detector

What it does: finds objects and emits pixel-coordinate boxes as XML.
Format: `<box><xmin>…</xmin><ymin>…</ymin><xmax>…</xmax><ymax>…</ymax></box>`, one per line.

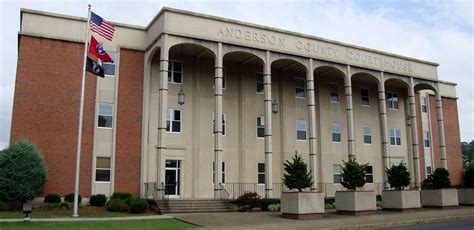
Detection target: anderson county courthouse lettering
<box><xmin>11</xmin><ymin>7</ymin><xmax>463</xmax><ymax>200</ymax></box>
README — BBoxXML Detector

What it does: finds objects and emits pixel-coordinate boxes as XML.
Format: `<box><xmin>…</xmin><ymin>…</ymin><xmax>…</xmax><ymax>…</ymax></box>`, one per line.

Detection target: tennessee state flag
<box><xmin>89</xmin><ymin>35</ymin><xmax>113</xmax><ymax>63</ymax></box>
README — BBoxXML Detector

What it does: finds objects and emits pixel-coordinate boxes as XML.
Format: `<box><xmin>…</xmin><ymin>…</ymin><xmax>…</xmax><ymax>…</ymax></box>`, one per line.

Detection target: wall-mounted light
<box><xmin>272</xmin><ymin>99</ymin><xmax>279</xmax><ymax>114</ymax></box>
<box><xmin>178</xmin><ymin>89</ymin><xmax>185</xmax><ymax>106</ymax></box>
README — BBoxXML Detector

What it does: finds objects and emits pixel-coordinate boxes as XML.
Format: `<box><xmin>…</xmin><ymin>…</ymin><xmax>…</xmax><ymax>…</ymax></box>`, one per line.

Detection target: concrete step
<box><xmin>155</xmin><ymin>199</ymin><xmax>236</xmax><ymax>213</ymax></box>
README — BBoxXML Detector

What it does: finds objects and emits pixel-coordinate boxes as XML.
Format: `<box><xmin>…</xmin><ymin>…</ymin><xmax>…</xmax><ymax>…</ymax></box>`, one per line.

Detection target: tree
<box><xmin>422</xmin><ymin>167</ymin><xmax>451</xmax><ymax>189</ymax></box>
<box><xmin>464</xmin><ymin>162</ymin><xmax>474</xmax><ymax>188</ymax></box>
<box><xmin>341</xmin><ymin>158</ymin><xmax>368</xmax><ymax>190</ymax></box>
<box><xmin>386</xmin><ymin>162</ymin><xmax>411</xmax><ymax>190</ymax></box>
<box><xmin>283</xmin><ymin>152</ymin><xmax>313</xmax><ymax>192</ymax></box>
<box><xmin>0</xmin><ymin>140</ymin><xmax>47</xmax><ymax>202</ymax></box>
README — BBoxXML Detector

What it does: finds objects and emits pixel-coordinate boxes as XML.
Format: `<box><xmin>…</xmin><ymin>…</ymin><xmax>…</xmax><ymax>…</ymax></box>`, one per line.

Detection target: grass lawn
<box><xmin>0</xmin><ymin>219</ymin><xmax>197</xmax><ymax>229</ymax></box>
<box><xmin>0</xmin><ymin>207</ymin><xmax>156</xmax><ymax>219</ymax></box>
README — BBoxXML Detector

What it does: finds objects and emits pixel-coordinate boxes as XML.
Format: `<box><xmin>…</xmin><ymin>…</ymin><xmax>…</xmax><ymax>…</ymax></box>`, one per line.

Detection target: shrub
<box><xmin>464</xmin><ymin>162</ymin><xmax>474</xmax><ymax>188</ymax></box>
<box><xmin>106</xmin><ymin>199</ymin><xmax>128</xmax><ymax>212</ymax></box>
<box><xmin>268</xmin><ymin>203</ymin><xmax>281</xmax><ymax>212</ymax></box>
<box><xmin>0</xmin><ymin>140</ymin><xmax>47</xmax><ymax>202</ymax></box>
<box><xmin>128</xmin><ymin>197</ymin><xmax>148</xmax><ymax>214</ymax></box>
<box><xmin>111</xmin><ymin>192</ymin><xmax>132</xmax><ymax>200</ymax></box>
<box><xmin>283</xmin><ymin>152</ymin><xmax>313</xmax><ymax>191</ymax></box>
<box><xmin>422</xmin><ymin>168</ymin><xmax>451</xmax><ymax>189</ymax></box>
<box><xmin>90</xmin><ymin>194</ymin><xmax>107</xmax><ymax>207</ymax></box>
<box><xmin>0</xmin><ymin>201</ymin><xmax>7</xmax><ymax>211</ymax></box>
<box><xmin>44</xmin><ymin>194</ymin><xmax>61</xmax><ymax>204</ymax></box>
<box><xmin>60</xmin><ymin>202</ymin><xmax>71</xmax><ymax>209</ymax></box>
<box><xmin>43</xmin><ymin>203</ymin><xmax>61</xmax><ymax>209</ymax></box>
<box><xmin>324</xmin><ymin>203</ymin><xmax>335</xmax><ymax>209</ymax></box>
<box><xmin>260</xmin><ymin>199</ymin><xmax>280</xmax><ymax>211</ymax></box>
<box><xmin>386</xmin><ymin>162</ymin><xmax>411</xmax><ymax>190</ymax></box>
<box><xmin>234</xmin><ymin>192</ymin><xmax>261</xmax><ymax>211</ymax></box>
<box><xmin>64</xmin><ymin>193</ymin><xmax>82</xmax><ymax>204</ymax></box>
<box><xmin>341</xmin><ymin>158</ymin><xmax>368</xmax><ymax>190</ymax></box>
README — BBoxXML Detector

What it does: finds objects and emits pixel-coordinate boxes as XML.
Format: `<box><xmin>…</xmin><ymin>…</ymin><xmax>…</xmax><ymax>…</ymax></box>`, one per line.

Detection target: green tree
<box><xmin>0</xmin><ymin>140</ymin><xmax>47</xmax><ymax>202</ymax></box>
<box><xmin>341</xmin><ymin>158</ymin><xmax>368</xmax><ymax>190</ymax></box>
<box><xmin>422</xmin><ymin>167</ymin><xmax>451</xmax><ymax>189</ymax></box>
<box><xmin>283</xmin><ymin>152</ymin><xmax>313</xmax><ymax>192</ymax></box>
<box><xmin>463</xmin><ymin>162</ymin><xmax>474</xmax><ymax>188</ymax></box>
<box><xmin>461</xmin><ymin>141</ymin><xmax>474</xmax><ymax>167</ymax></box>
<box><xmin>386</xmin><ymin>162</ymin><xmax>411</xmax><ymax>190</ymax></box>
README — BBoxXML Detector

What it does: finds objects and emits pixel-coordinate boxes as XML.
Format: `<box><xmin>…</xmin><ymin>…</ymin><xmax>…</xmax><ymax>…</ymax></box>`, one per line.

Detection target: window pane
<box><xmin>333</xmin><ymin>165</ymin><xmax>342</xmax><ymax>173</ymax></box>
<box><xmin>366</xmin><ymin>166</ymin><xmax>373</xmax><ymax>173</ymax></box>
<box><xmin>172</xmin><ymin>121</ymin><xmax>180</xmax><ymax>132</ymax></box>
<box><xmin>96</xmin><ymin>157</ymin><xmax>110</xmax><ymax>168</ymax></box>
<box><xmin>99</xmin><ymin>103</ymin><xmax>113</xmax><ymax>116</ymax></box>
<box><xmin>396</xmin><ymin>137</ymin><xmax>401</xmax><ymax>146</ymax></box>
<box><xmin>257</xmin><ymin>127</ymin><xmax>265</xmax><ymax>138</ymax></box>
<box><xmin>257</xmin><ymin>117</ymin><xmax>265</xmax><ymax>126</ymax></box>
<box><xmin>364</xmin><ymin>135</ymin><xmax>372</xmax><ymax>144</ymax></box>
<box><xmin>98</xmin><ymin>115</ymin><xmax>113</xmax><ymax>128</ymax></box>
<box><xmin>173</xmin><ymin>62</ymin><xmax>182</xmax><ymax>72</ymax></box>
<box><xmin>334</xmin><ymin>174</ymin><xmax>342</xmax><ymax>183</ymax></box>
<box><xmin>258</xmin><ymin>163</ymin><xmax>265</xmax><ymax>172</ymax></box>
<box><xmin>332</xmin><ymin>123</ymin><xmax>341</xmax><ymax>133</ymax></box>
<box><xmin>296</xmin><ymin>120</ymin><xmax>306</xmax><ymax>130</ymax></box>
<box><xmin>96</xmin><ymin>169</ymin><xmax>111</xmax><ymax>182</ymax></box>
<box><xmin>363</xmin><ymin>127</ymin><xmax>371</xmax><ymax>135</ymax></box>
<box><xmin>168</xmin><ymin>71</ymin><xmax>172</xmax><ymax>82</ymax></box>
<box><xmin>296</xmin><ymin>79</ymin><xmax>305</xmax><ymax>88</ymax></box>
<box><xmin>173</xmin><ymin>72</ymin><xmax>182</xmax><ymax>83</ymax></box>
<box><xmin>103</xmin><ymin>63</ymin><xmax>115</xmax><ymax>76</ymax></box>
<box><xmin>297</xmin><ymin>130</ymin><xmax>306</xmax><ymax>140</ymax></box>
<box><xmin>333</xmin><ymin>133</ymin><xmax>341</xmax><ymax>142</ymax></box>
<box><xmin>361</xmin><ymin>89</ymin><xmax>369</xmax><ymax>97</ymax></box>
<box><xmin>390</xmin><ymin>137</ymin><xmax>396</xmax><ymax>145</ymax></box>
<box><xmin>256</xmin><ymin>74</ymin><xmax>264</xmax><ymax>93</ymax></box>
<box><xmin>174</xmin><ymin>110</ymin><xmax>181</xmax><ymax>121</ymax></box>
<box><xmin>258</xmin><ymin>174</ymin><xmax>265</xmax><ymax>184</ymax></box>
<box><xmin>366</xmin><ymin>175</ymin><xmax>373</xmax><ymax>183</ymax></box>
<box><xmin>296</xmin><ymin>88</ymin><xmax>305</xmax><ymax>98</ymax></box>
<box><xmin>166</xmin><ymin>121</ymin><xmax>171</xmax><ymax>132</ymax></box>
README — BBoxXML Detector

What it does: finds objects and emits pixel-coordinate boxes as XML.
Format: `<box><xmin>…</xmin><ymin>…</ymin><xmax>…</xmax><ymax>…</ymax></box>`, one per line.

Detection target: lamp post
<box><xmin>178</xmin><ymin>89</ymin><xmax>185</xmax><ymax>106</ymax></box>
<box><xmin>272</xmin><ymin>99</ymin><xmax>279</xmax><ymax>114</ymax></box>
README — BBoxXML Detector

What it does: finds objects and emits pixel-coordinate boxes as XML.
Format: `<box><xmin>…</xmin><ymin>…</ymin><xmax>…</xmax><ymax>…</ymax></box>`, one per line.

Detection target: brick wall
<box><xmin>114</xmin><ymin>49</ymin><xmax>144</xmax><ymax>195</ymax></box>
<box><xmin>10</xmin><ymin>36</ymin><xmax>96</xmax><ymax>196</ymax></box>
<box><xmin>441</xmin><ymin>97</ymin><xmax>463</xmax><ymax>185</ymax></box>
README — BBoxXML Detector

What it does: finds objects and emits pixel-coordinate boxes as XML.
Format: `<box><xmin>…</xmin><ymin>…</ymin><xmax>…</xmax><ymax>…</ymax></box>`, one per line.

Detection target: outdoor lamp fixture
<box><xmin>272</xmin><ymin>99</ymin><xmax>279</xmax><ymax>114</ymax></box>
<box><xmin>178</xmin><ymin>89</ymin><xmax>185</xmax><ymax>106</ymax></box>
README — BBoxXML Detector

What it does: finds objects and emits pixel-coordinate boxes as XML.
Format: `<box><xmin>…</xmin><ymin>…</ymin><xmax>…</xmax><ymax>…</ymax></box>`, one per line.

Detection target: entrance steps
<box><xmin>150</xmin><ymin>199</ymin><xmax>236</xmax><ymax>213</ymax></box>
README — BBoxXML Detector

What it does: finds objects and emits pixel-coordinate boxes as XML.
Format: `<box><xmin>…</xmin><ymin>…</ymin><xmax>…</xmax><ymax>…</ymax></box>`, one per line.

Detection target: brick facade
<box><xmin>442</xmin><ymin>97</ymin><xmax>463</xmax><ymax>185</ymax></box>
<box><xmin>10</xmin><ymin>36</ymin><xmax>96</xmax><ymax>196</ymax></box>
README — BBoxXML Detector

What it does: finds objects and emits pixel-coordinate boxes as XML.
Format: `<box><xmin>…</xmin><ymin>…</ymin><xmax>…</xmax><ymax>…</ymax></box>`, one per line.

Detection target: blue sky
<box><xmin>0</xmin><ymin>0</ymin><xmax>473</xmax><ymax>149</ymax></box>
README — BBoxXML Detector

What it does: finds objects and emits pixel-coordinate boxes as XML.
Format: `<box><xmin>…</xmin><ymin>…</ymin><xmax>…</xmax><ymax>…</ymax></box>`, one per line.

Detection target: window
<box><xmin>257</xmin><ymin>163</ymin><xmax>265</xmax><ymax>184</ymax></box>
<box><xmin>95</xmin><ymin>157</ymin><xmax>111</xmax><ymax>182</ymax></box>
<box><xmin>212</xmin><ymin>113</ymin><xmax>227</xmax><ymax>136</ymax></box>
<box><xmin>98</xmin><ymin>103</ymin><xmax>114</xmax><ymax>128</ymax></box>
<box><xmin>365</xmin><ymin>166</ymin><xmax>373</xmax><ymax>183</ymax></box>
<box><xmin>330</xmin><ymin>83</ymin><xmax>340</xmax><ymax>102</ymax></box>
<box><xmin>295</xmin><ymin>79</ymin><xmax>305</xmax><ymax>99</ymax></box>
<box><xmin>213</xmin><ymin>67</ymin><xmax>226</xmax><ymax>89</ymax></box>
<box><xmin>421</xmin><ymin>96</ymin><xmax>428</xmax><ymax>113</ymax></box>
<box><xmin>296</xmin><ymin>120</ymin><xmax>307</xmax><ymax>140</ymax></box>
<box><xmin>361</xmin><ymin>88</ymin><xmax>370</xmax><ymax>106</ymax></box>
<box><xmin>390</xmin><ymin>128</ymin><xmax>402</xmax><ymax>146</ymax></box>
<box><xmin>166</xmin><ymin>109</ymin><xmax>181</xmax><ymax>133</ymax></box>
<box><xmin>387</xmin><ymin>92</ymin><xmax>399</xmax><ymax>109</ymax></box>
<box><xmin>257</xmin><ymin>116</ymin><xmax>265</xmax><ymax>138</ymax></box>
<box><xmin>168</xmin><ymin>61</ymin><xmax>182</xmax><ymax>84</ymax></box>
<box><xmin>103</xmin><ymin>52</ymin><xmax>116</xmax><ymax>76</ymax></box>
<box><xmin>333</xmin><ymin>164</ymin><xmax>342</xmax><ymax>183</ymax></box>
<box><xmin>424</xmin><ymin>131</ymin><xmax>431</xmax><ymax>148</ymax></box>
<box><xmin>331</xmin><ymin>123</ymin><xmax>341</xmax><ymax>142</ymax></box>
<box><xmin>426</xmin><ymin>166</ymin><xmax>432</xmax><ymax>177</ymax></box>
<box><xmin>256</xmin><ymin>73</ymin><xmax>264</xmax><ymax>94</ymax></box>
<box><xmin>363</xmin><ymin>126</ymin><xmax>372</xmax><ymax>144</ymax></box>
<box><xmin>212</xmin><ymin>162</ymin><xmax>226</xmax><ymax>184</ymax></box>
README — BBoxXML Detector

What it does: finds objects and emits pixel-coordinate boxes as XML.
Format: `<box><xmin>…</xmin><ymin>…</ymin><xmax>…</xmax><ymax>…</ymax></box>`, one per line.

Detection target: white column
<box><xmin>157</xmin><ymin>34</ymin><xmax>169</xmax><ymax>189</ymax></box>
<box><xmin>264</xmin><ymin>51</ymin><xmax>273</xmax><ymax>198</ymax></box>
<box><xmin>436</xmin><ymin>92</ymin><xmax>448</xmax><ymax>169</ymax></box>
<box><xmin>214</xmin><ymin>43</ymin><xmax>224</xmax><ymax>199</ymax></box>
<box><xmin>409</xmin><ymin>77</ymin><xmax>421</xmax><ymax>189</ymax></box>
<box><xmin>307</xmin><ymin>59</ymin><xmax>318</xmax><ymax>191</ymax></box>
<box><xmin>345</xmin><ymin>65</ymin><xmax>355</xmax><ymax>159</ymax></box>
<box><xmin>379</xmin><ymin>72</ymin><xmax>390</xmax><ymax>189</ymax></box>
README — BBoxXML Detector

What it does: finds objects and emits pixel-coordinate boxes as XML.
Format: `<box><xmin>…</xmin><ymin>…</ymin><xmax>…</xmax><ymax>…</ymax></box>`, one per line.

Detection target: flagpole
<box><xmin>73</xmin><ymin>4</ymin><xmax>91</xmax><ymax>218</ymax></box>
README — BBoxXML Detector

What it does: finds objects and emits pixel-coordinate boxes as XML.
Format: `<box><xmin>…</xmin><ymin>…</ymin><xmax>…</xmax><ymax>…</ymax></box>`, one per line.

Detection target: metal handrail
<box><xmin>218</xmin><ymin>183</ymin><xmax>230</xmax><ymax>200</ymax></box>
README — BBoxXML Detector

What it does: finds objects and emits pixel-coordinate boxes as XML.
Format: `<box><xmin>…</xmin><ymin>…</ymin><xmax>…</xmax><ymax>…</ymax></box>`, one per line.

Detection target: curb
<box><xmin>0</xmin><ymin>215</ymin><xmax>174</xmax><ymax>223</ymax></box>
<box><xmin>322</xmin><ymin>214</ymin><xmax>474</xmax><ymax>230</ymax></box>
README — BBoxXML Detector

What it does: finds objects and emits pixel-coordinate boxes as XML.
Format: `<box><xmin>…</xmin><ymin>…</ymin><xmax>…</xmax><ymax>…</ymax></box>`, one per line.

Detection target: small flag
<box><xmin>86</xmin><ymin>57</ymin><xmax>105</xmax><ymax>78</ymax></box>
<box><xmin>89</xmin><ymin>36</ymin><xmax>113</xmax><ymax>63</ymax></box>
<box><xmin>90</xmin><ymin>12</ymin><xmax>115</xmax><ymax>41</ymax></box>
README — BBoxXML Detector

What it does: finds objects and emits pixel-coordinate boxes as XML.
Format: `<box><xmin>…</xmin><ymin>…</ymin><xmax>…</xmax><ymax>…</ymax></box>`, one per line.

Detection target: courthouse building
<box><xmin>11</xmin><ymin>7</ymin><xmax>463</xmax><ymax>199</ymax></box>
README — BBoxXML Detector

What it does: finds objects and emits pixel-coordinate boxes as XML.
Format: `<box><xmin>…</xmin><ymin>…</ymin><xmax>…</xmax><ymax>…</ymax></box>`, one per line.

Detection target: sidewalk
<box><xmin>0</xmin><ymin>214</ymin><xmax>173</xmax><ymax>223</ymax></box>
<box><xmin>171</xmin><ymin>206</ymin><xmax>474</xmax><ymax>229</ymax></box>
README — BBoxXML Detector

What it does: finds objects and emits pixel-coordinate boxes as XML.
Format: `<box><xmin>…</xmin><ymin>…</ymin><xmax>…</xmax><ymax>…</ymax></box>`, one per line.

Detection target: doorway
<box><xmin>165</xmin><ymin>160</ymin><xmax>180</xmax><ymax>198</ymax></box>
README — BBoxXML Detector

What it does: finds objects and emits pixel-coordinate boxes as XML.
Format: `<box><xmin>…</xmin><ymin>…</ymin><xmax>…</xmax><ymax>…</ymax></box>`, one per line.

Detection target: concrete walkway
<box><xmin>0</xmin><ymin>214</ymin><xmax>173</xmax><ymax>223</ymax></box>
<box><xmin>171</xmin><ymin>206</ymin><xmax>474</xmax><ymax>229</ymax></box>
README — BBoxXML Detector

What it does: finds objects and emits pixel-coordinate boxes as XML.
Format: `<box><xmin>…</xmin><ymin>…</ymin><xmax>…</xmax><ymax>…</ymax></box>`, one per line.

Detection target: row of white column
<box><xmin>156</xmin><ymin>40</ymin><xmax>448</xmax><ymax>198</ymax></box>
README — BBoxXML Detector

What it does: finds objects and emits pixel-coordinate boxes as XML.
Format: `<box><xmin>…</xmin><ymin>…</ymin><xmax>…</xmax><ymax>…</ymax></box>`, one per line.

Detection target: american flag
<box><xmin>90</xmin><ymin>12</ymin><xmax>115</xmax><ymax>41</ymax></box>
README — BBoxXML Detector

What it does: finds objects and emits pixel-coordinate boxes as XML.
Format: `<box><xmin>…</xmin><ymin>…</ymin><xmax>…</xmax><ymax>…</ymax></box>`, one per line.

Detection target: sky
<box><xmin>0</xmin><ymin>0</ymin><xmax>473</xmax><ymax>149</ymax></box>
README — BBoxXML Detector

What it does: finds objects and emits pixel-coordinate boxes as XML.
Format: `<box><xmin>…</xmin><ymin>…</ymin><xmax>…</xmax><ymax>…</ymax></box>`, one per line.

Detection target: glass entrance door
<box><xmin>165</xmin><ymin>160</ymin><xmax>180</xmax><ymax>198</ymax></box>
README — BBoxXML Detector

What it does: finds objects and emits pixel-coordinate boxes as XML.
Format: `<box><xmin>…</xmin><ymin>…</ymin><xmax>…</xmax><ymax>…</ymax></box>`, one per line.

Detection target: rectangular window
<box><xmin>95</xmin><ymin>157</ymin><xmax>111</xmax><ymax>182</ymax></box>
<box><xmin>363</xmin><ymin>126</ymin><xmax>372</xmax><ymax>144</ymax></box>
<box><xmin>212</xmin><ymin>162</ymin><xmax>226</xmax><ymax>184</ymax></box>
<box><xmin>103</xmin><ymin>52</ymin><xmax>116</xmax><ymax>76</ymax></box>
<box><xmin>361</xmin><ymin>88</ymin><xmax>370</xmax><ymax>106</ymax></box>
<box><xmin>426</xmin><ymin>166</ymin><xmax>432</xmax><ymax>177</ymax></box>
<box><xmin>333</xmin><ymin>164</ymin><xmax>342</xmax><ymax>183</ymax></box>
<box><xmin>256</xmin><ymin>73</ymin><xmax>264</xmax><ymax>94</ymax></box>
<box><xmin>332</xmin><ymin>123</ymin><xmax>341</xmax><ymax>142</ymax></box>
<box><xmin>98</xmin><ymin>103</ymin><xmax>114</xmax><ymax>128</ymax></box>
<box><xmin>366</xmin><ymin>166</ymin><xmax>373</xmax><ymax>183</ymax></box>
<box><xmin>258</xmin><ymin>163</ymin><xmax>265</xmax><ymax>184</ymax></box>
<box><xmin>295</xmin><ymin>79</ymin><xmax>305</xmax><ymax>99</ymax></box>
<box><xmin>390</xmin><ymin>128</ymin><xmax>402</xmax><ymax>146</ymax></box>
<box><xmin>424</xmin><ymin>131</ymin><xmax>431</xmax><ymax>148</ymax></box>
<box><xmin>213</xmin><ymin>67</ymin><xmax>226</xmax><ymax>89</ymax></box>
<box><xmin>166</xmin><ymin>109</ymin><xmax>181</xmax><ymax>133</ymax></box>
<box><xmin>212</xmin><ymin>113</ymin><xmax>227</xmax><ymax>136</ymax></box>
<box><xmin>296</xmin><ymin>120</ymin><xmax>307</xmax><ymax>140</ymax></box>
<box><xmin>387</xmin><ymin>92</ymin><xmax>399</xmax><ymax>109</ymax></box>
<box><xmin>421</xmin><ymin>96</ymin><xmax>428</xmax><ymax>113</ymax></box>
<box><xmin>257</xmin><ymin>116</ymin><xmax>265</xmax><ymax>138</ymax></box>
<box><xmin>168</xmin><ymin>61</ymin><xmax>182</xmax><ymax>84</ymax></box>
<box><xmin>330</xmin><ymin>83</ymin><xmax>340</xmax><ymax>102</ymax></box>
